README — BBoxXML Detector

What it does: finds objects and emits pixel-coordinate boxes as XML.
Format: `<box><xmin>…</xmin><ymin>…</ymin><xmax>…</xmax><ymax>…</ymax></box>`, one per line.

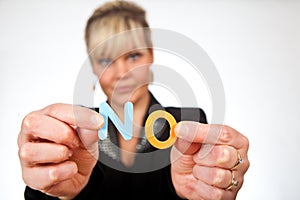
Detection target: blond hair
<box><xmin>85</xmin><ymin>0</ymin><xmax>152</xmax><ymax>59</ymax></box>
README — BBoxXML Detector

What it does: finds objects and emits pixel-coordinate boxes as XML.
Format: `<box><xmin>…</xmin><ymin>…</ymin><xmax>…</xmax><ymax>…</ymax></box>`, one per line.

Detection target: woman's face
<box><xmin>91</xmin><ymin>48</ymin><xmax>153</xmax><ymax>106</ymax></box>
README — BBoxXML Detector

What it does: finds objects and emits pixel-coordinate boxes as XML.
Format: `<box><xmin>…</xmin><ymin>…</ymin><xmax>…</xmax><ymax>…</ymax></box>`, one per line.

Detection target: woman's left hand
<box><xmin>171</xmin><ymin>121</ymin><xmax>250</xmax><ymax>200</ymax></box>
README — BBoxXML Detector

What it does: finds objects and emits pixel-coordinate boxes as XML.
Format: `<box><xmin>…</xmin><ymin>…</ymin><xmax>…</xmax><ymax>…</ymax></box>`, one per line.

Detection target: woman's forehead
<box><xmin>89</xmin><ymin>29</ymin><xmax>151</xmax><ymax>59</ymax></box>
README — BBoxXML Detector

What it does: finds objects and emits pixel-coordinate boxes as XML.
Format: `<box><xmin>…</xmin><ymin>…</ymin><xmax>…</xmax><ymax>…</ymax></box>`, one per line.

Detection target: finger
<box><xmin>41</xmin><ymin>103</ymin><xmax>103</xmax><ymax>130</ymax></box>
<box><xmin>75</xmin><ymin>128</ymin><xmax>100</xmax><ymax>162</ymax></box>
<box><xmin>77</xmin><ymin>128</ymin><xmax>99</xmax><ymax>149</ymax></box>
<box><xmin>19</xmin><ymin>142</ymin><xmax>72</xmax><ymax>165</ymax></box>
<box><xmin>170</xmin><ymin>146</ymin><xmax>195</xmax><ymax>174</ymax></box>
<box><xmin>181</xmin><ymin>175</ymin><xmax>238</xmax><ymax>200</ymax></box>
<box><xmin>184</xmin><ymin>178</ymin><xmax>226</xmax><ymax>200</ymax></box>
<box><xmin>22</xmin><ymin>161</ymin><xmax>77</xmax><ymax>191</ymax></box>
<box><xmin>20</xmin><ymin>104</ymin><xmax>104</xmax><ymax>148</ymax></box>
<box><xmin>20</xmin><ymin>113</ymin><xmax>81</xmax><ymax>148</ymax></box>
<box><xmin>175</xmin><ymin>121</ymin><xmax>248</xmax><ymax>149</ymax></box>
<box><xmin>173</xmin><ymin>137</ymin><xmax>201</xmax><ymax>155</ymax></box>
<box><xmin>193</xmin><ymin>165</ymin><xmax>232</xmax><ymax>189</ymax></box>
<box><xmin>193</xmin><ymin>145</ymin><xmax>238</xmax><ymax>169</ymax></box>
<box><xmin>43</xmin><ymin>104</ymin><xmax>103</xmax><ymax>148</ymax></box>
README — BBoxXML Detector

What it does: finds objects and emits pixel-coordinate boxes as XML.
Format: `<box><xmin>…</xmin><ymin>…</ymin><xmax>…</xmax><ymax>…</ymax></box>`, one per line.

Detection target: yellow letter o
<box><xmin>145</xmin><ymin>110</ymin><xmax>177</xmax><ymax>149</ymax></box>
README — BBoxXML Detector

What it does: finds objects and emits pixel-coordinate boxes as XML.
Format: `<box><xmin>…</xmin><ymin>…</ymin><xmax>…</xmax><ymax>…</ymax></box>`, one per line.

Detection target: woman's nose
<box><xmin>114</xmin><ymin>59</ymin><xmax>130</xmax><ymax>78</ymax></box>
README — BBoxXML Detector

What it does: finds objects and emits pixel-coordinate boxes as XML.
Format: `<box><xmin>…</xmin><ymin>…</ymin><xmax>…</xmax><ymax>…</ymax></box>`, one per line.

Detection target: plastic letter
<box><xmin>145</xmin><ymin>110</ymin><xmax>177</xmax><ymax>149</ymax></box>
<box><xmin>98</xmin><ymin>102</ymin><xmax>133</xmax><ymax>140</ymax></box>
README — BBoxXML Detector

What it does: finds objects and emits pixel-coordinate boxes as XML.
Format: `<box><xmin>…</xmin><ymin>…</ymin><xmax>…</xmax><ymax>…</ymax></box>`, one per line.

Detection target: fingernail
<box><xmin>175</xmin><ymin>122</ymin><xmax>189</xmax><ymax>138</ymax></box>
<box><xmin>92</xmin><ymin>113</ymin><xmax>104</xmax><ymax>128</ymax></box>
<box><xmin>68</xmin><ymin>150</ymin><xmax>73</xmax><ymax>157</ymax></box>
<box><xmin>49</xmin><ymin>168</ymin><xmax>59</xmax><ymax>182</ymax></box>
<box><xmin>72</xmin><ymin>138</ymin><xmax>80</xmax><ymax>148</ymax></box>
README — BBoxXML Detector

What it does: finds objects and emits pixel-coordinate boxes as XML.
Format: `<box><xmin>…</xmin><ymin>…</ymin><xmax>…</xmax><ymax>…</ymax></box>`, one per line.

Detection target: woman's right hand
<box><xmin>17</xmin><ymin>103</ymin><xmax>103</xmax><ymax>199</ymax></box>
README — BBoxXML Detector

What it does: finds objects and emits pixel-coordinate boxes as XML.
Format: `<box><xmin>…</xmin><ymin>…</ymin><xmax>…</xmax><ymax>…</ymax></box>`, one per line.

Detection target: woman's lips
<box><xmin>114</xmin><ymin>85</ymin><xmax>133</xmax><ymax>94</ymax></box>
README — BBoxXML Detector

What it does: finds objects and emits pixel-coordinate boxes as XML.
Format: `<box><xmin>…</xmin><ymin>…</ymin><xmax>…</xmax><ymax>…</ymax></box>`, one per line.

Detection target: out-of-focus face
<box><xmin>91</xmin><ymin>48</ymin><xmax>153</xmax><ymax>106</ymax></box>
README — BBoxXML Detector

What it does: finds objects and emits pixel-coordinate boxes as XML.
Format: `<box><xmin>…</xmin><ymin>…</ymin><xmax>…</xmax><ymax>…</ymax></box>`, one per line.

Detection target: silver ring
<box><xmin>225</xmin><ymin>170</ymin><xmax>239</xmax><ymax>190</ymax></box>
<box><xmin>230</xmin><ymin>150</ymin><xmax>243</xmax><ymax>170</ymax></box>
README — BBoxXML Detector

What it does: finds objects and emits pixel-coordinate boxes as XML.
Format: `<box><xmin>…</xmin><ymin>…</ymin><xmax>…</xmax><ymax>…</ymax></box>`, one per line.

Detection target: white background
<box><xmin>1</xmin><ymin>0</ymin><xmax>299</xmax><ymax>199</ymax></box>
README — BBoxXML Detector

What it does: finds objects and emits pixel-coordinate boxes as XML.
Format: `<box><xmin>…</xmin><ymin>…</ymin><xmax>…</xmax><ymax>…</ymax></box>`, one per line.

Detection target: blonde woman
<box><xmin>18</xmin><ymin>1</ymin><xmax>249</xmax><ymax>199</ymax></box>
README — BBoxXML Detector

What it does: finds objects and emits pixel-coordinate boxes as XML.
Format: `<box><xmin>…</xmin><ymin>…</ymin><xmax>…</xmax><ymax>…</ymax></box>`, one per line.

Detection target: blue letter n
<box><xmin>98</xmin><ymin>102</ymin><xmax>133</xmax><ymax>141</ymax></box>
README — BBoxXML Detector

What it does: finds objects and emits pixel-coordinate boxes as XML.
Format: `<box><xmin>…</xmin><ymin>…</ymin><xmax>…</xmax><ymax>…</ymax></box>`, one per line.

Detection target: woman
<box><xmin>18</xmin><ymin>1</ymin><xmax>249</xmax><ymax>199</ymax></box>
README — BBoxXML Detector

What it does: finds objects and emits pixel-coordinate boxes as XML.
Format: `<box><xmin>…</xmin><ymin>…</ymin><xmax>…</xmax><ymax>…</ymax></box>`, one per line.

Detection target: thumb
<box><xmin>71</xmin><ymin>105</ymin><xmax>104</xmax><ymax>147</ymax></box>
<box><xmin>175</xmin><ymin>121</ymin><xmax>221</xmax><ymax>145</ymax></box>
<box><xmin>174</xmin><ymin>121</ymin><xmax>220</xmax><ymax>159</ymax></box>
<box><xmin>173</xmin><ymin>121</ymin><xmax>201</xmax><ymax>155</ymax></box>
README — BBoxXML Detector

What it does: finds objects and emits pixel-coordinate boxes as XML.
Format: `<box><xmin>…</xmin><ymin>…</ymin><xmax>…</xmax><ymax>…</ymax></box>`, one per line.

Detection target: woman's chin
<box><xmin>110</xmin><ymin>93</ymin><xmax>133</xmax><ymax>107</ymax></box>
<box><xmin>109</xmin><ymin>87</ymin><xmax>147</xmax><ymax>107</ymax></box>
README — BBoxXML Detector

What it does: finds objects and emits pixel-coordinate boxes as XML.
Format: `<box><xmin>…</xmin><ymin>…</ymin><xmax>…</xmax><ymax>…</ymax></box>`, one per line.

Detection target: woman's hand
<box><xmin>17</xmin><ymin>103</ymin><xmax>103</xmax><ymax>199</ymax></box>
<box><xmin>171</xmin><ymin>121</ymin><xmax>250</xmax><ymax>200</ymax></box>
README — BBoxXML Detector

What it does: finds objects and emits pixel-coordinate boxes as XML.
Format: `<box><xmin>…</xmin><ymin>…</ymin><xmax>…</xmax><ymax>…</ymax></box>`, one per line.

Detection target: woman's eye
<box><xmin>98</xmin><ymin>58</ymin><xmax>112</xmax><ymax>66</ymax></box>
<box><xmin>128</xmin><ymin>52</ymin><xmax>141</xmax><ymax>61</ymax></box>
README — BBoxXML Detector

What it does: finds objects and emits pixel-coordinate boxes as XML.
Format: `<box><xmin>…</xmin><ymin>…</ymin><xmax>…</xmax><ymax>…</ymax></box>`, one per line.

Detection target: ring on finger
<box><xmin>230</xmin><ymin>150</ymin><xmax>243</xmax><ymax>170</ymax></box>
<box><xmin>225</xmin><ymin>170</ymin><xmax>239</xmax><ymax>190</ymax></box>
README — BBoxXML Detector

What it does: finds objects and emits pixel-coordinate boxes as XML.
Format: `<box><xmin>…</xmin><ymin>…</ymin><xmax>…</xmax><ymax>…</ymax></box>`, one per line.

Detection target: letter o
<box><xmin>145</xmin><ymin>110</ymin><xmax>177</xmax><ymax>149</ymax></box>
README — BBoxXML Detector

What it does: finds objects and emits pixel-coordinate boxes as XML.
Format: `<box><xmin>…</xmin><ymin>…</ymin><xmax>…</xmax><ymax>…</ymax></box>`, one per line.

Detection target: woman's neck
<box><xmin>110</xmin><ymin>89</ymin><xmax>150</xmax><ymax>126</ymax></box>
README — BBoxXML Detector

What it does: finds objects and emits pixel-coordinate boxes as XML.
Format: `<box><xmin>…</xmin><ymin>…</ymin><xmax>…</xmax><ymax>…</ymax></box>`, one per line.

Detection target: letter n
<box><xmin>98</xmin><ymin>102</ymin><xmax>133</xmax><ymax>140</ymax></box>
